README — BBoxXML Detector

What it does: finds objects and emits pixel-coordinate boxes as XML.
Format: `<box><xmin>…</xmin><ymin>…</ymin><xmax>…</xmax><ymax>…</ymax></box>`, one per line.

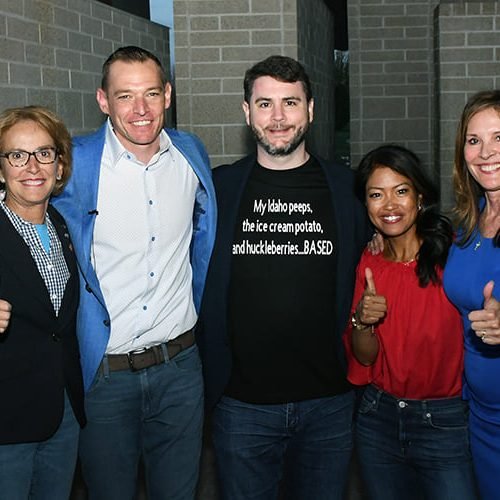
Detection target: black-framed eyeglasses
<box><xmin>0</xmin><ymin>147</ymin><xmax>59</xmax><ymax>168</ymax></box>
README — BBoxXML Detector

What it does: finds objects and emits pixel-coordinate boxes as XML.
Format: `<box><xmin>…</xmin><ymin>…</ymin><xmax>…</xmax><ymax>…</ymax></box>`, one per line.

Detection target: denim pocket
<box><xmin>86</xmin><ymin>371</ymin><xmax>107</xmax><ymax>395</ymax></box>
<box><xmin>171</xmin><ymin>344</ymin><xmax>202</xmax><ymax>374</ymax></box>
<box><xmin>424</xmin><ymin>400</ymin><xmax>469</xmax><ymax>431</ymax></box>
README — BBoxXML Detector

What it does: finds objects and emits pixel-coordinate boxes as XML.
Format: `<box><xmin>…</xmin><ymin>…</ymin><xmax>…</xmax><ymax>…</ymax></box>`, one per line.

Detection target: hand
<box><xmin>367</xmin><ymin>232</ymin><xmax>384</xmax><ymax>255</ymax></box>
<box><xmin>355</xmin><ymin>268</ymin><xmax>387</xmax><ymax>326</ymax></box>
<box><xmin>0</xmin><ymin>300</ymin><xmax>12</xmax><ymax>334</ymax></box>
<box><xmin>469</xmin><ymin>281</ymin><xmax>500</xmax><ymax>345</ymax></box>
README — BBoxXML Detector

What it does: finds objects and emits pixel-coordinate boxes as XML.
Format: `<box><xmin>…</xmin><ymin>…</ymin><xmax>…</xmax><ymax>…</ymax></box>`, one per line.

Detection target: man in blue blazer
<box><xmin>52</xmin><ymin>46</ymin><xmax>216</xmax><ymax>500</ymax></box>
<box><xmin>197</xmin><ymin>55</ymin><xmax>371</xmax><ymax>500</ymax></box>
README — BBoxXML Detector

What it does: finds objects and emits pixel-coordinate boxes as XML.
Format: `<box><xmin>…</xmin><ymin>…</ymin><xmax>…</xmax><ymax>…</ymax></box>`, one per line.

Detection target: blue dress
<box><xmin>444</xmin><ymin>230</ymin><xmax>500</xmax><ymax>499</ymax></box>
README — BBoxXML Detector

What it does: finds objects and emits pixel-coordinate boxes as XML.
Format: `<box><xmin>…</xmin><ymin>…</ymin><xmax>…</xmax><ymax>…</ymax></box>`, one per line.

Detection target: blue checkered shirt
<box><xmin>0</xmin><ymin>201</ymin><xmax>70</xmax><ymax>315</ymax></box>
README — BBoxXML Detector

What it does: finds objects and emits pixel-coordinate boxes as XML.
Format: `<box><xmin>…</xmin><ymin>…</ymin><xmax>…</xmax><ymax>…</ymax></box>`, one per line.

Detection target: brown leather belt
<box><xmin>104</xmin><ymin>329</ymin><xmax>195</xmax><ymax>372</ymax></box>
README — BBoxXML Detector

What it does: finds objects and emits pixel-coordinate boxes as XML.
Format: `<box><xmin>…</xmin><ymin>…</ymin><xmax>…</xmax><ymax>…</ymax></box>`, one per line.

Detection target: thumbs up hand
<box><xmin>354</xmin><ymin>268</ymin><xmax>387</xmax><ymax>327</ymax></box>
<box><xmin>0</xmin><ymin>300</ymin><xmax>12</xmax><ymax>334</ymax></box>
<box><xmin>468</xmin><ymin>281</ymin><xmax>500</xmax><ymax>345</ymax></box>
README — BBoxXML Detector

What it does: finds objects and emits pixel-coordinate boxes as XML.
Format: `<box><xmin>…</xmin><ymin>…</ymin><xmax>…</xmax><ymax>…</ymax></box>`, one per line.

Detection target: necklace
<box><xmin>402</xmin><ymin>258</ymin><xmax>416</xmax><ymax>266</ymax></box>
<box><xmin>385</xmin><ymin>239</ymin><xmax>419</xmax><ymax>266</ymax></box>
<box><xmin>474</xmin><ymin>238</ymin><xmax>482</xmax><ymax>251</ymax></box>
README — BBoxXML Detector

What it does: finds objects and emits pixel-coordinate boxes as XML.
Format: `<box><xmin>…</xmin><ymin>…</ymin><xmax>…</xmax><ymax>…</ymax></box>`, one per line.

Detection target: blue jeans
<box><xmin>355</xmin><ymin>385</ymin><xmax>478</xmax><ymax>500</ymax></box>
<box><xmin>79</xmin><ymin>344</ymin><xmax>204</xmax><ymax>500</ymax></box>
<box><xmin>0</xmin><ymin>391</ymin><xmax>79</xmax><ymax>500</ymax></box>
<box><xmin>212</xmin><ymin>391</ymin><xmax>354</xmax><ymax>500</ymax></box>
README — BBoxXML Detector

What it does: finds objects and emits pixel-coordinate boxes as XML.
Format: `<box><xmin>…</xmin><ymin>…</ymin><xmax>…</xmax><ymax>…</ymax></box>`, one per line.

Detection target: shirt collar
<box><xmin>0</xmin><ymin>200</ymin><xmax>43</xmax><ymax>227</ymax></box>
<box><xmin>0</xmin><ymin>201</ymin><xmax>54</xmax><ymax>240</ymax></box>
<box><xmin>104</xmin><ymin>118</ymin><xmax>172</xmax><ymax>168</ymax></box>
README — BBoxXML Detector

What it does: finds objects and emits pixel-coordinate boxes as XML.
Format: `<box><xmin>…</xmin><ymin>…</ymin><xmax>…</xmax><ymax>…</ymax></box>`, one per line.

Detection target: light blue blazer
<box><xmin>51</xmin><ymin>124</ymin><xmax>217</xmax><ymax>391</ymax></box>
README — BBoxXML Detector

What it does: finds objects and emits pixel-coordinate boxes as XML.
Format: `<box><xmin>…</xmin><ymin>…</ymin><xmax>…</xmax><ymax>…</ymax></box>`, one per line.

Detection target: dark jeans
<box><xmin>0</xmin><ymin>391</ymin><xmax>79</xmax><ymax>500</ymax></box>
<box><xmin>212</xmin><ymin>391</ymin><xmax>354</xmax><ymax>500</ymax></box>
<box><xmin>355</xmin><ymin>384</ymin><xmax>478</xmax><ymax>500</ymax></box>
<box><xmin>79</xmin><ymin>344</ymin><xmax>204</xmax><ymax>500</ymax></box>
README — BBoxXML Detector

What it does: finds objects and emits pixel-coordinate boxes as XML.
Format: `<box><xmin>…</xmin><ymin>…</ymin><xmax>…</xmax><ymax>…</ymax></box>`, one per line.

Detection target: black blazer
<box><xmin>0</xmin><ymin>205</ymin><xmax>85</xmax><ymax>444</ymax></box>
<box><xmin>197</xmin><ymin>154</ymin><xmax>372</xmax><ymax>409</ymax></box>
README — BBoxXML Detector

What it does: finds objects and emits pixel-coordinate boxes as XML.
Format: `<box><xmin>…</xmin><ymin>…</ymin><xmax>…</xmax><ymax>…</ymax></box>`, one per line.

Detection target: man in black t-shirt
<box><xmin>197</xmin><ymin>56</ymin><xmax>371</xmax><ymax>500</ymax></box>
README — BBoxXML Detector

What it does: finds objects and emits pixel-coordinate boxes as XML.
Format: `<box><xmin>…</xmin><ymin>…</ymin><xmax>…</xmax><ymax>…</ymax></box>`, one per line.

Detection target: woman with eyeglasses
<box><xmin>0</xmin><ymin>106</ymin><xmax>85</xmax><ymax>499</ymax></box>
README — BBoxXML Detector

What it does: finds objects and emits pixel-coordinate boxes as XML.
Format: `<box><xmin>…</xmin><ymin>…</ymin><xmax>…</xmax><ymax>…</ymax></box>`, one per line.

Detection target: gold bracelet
<box><xmin>351</xmin><ymin>312</ymin><xmax>374</xmax><ymax>333</ymax></box>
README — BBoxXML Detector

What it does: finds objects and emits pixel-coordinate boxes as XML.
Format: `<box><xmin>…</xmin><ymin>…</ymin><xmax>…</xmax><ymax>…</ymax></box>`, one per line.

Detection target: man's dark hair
<box><xmin>243</xmin><ymin>55</ymin><xmax>313</xmax><ymax>103</ymax></box>
<box><xmin>100</xmin><ymin>46</ymin><xmax>168</xmax><ymax>91</ymax></box>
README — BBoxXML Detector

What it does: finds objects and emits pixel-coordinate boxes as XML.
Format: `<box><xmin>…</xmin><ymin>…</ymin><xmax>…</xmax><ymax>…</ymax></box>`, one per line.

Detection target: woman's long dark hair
<box><xmin>356</xmin><ymin>144</ymin><xmax>453</xmax><ymax>287</ymax></box>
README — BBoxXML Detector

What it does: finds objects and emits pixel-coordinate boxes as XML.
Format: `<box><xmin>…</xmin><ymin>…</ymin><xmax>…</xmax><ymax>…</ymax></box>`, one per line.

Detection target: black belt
<box><xmin>104</xmin><ymin>329</ymin><xmax>195</xmax><ymax>372</ymax></box>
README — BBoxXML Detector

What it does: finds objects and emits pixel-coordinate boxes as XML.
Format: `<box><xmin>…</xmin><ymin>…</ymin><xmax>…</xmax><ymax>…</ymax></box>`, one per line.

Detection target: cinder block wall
<box><xmin>348</xmin><ymin>0</ymin><xmax>436</xmax><ymax>172</ymax></box>
<box><xmin>0</xmin><ymin>0</ymin><xmax>169</xmax><ymax>136</ymax></box>
<box><xmin>348</xmin><ymin>0</ymin><xmax>500</xmax><ymax>209</ymax></box>
<box><xmin>297</xmin><ymin>0</ymin><xmax>336</xmax><ymax>161</ymax></box>
<box><xmin>436</xmin><ymin>1</ymin><xmax>500</xmax><ymax>210</ymax></box>
<box><xmin>173</xmin><ymin>0</ymin><xmax>337</xmax><ymax>166</ymax></box>
<box><xmin>173</xmin><ymin>0</ymin><xmax>299</xmax><ymax>167</ymax></box>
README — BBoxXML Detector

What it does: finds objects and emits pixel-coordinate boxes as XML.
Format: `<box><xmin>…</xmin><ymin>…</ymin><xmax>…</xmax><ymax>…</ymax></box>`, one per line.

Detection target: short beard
<box><xmin>251</xmin><ymin>121</ymin><xmax>309</xmax><ymax>157</ymax></box>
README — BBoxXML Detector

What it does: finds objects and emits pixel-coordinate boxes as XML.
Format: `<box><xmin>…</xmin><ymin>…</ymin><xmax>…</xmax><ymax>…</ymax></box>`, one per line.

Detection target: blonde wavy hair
<box><xmin>452</xmin><ymin>90</ymin><xmax>500</xmax><ymax>246</ymax></box>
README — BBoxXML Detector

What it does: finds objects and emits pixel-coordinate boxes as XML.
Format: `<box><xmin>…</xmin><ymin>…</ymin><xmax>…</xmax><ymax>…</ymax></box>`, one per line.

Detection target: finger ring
<box><xmin>480</xmin><ymin>331</ymin><xmax>487</xmax><ymax>341</ymax></box>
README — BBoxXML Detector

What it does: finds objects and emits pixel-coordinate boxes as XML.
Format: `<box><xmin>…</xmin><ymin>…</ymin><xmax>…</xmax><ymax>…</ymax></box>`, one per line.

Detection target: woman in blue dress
<box><xmin>444</xmin><ymin>90</ymin><xmax>500</xmax><ymax>499</ymax></box>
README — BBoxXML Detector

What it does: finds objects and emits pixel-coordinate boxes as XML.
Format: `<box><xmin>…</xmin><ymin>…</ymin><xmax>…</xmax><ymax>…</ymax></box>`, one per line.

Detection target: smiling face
<box><xmin>0</xmin><ymin>120</ymin><xmax>62</xmax><ymax>223</ymax></box>
<box><xmin>463</xmin><ymin>107</ymin><xmax>500</xmax><ymax>194</ymax></box>
<box><xmin>96</xmin><ymin>59</ymin><xmax>171</xmax><ymax>164</ymax></box>
<box><xmin>242</xmin><ymin>76</ymin><xmax>314</xmax><ymax>166</ymax></box>
<box><xmin>365</xmin><ymin>166</ymin><xmax>422</xmax><ymax>243</ymax></box>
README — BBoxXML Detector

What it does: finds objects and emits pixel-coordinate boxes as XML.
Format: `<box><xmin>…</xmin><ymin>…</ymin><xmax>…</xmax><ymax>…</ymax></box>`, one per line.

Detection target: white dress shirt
<box><xmin>92</xmin><ymin>120</ymin><xmax>199</xmax><ymax>354</ymax></box>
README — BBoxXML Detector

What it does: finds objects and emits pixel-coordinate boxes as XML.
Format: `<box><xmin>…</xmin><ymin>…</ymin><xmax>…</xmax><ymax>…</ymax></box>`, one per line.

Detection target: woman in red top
<box><xmin>345</xmin><ymin>144</ymin><xmax>477</xmax><ymax>499</ymax></box>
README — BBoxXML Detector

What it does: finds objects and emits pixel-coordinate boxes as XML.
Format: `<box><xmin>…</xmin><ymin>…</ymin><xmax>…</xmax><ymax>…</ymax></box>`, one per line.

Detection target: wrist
<box><xmin>351</xmin><ymin>312</ymin><xmax>374</xmax><ymax>333</ymax></box>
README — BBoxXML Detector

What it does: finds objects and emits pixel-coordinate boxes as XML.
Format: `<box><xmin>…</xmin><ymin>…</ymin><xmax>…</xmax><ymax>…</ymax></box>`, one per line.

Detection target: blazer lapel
<box><xmin>216</xmin><ymin>154</ymin><xmax>255</xmax><ymax>246</ymax></box>
<box><xmin>51</xmin><ymin>125</ymin><xmax>107</xmax><ymax>307</ymax></box>
<box><xmin>213</xmin><ymin>155</ymin><xmax>255</xmax><ymax>296</ymax></box>
<box><xmin>48</xmin><ymin>206</ymin><xmax>78</xmax><ymax>328</ymax></box>
<box><xmin>74</xmin><ymin>128</ymin><xmax>106</xmax><ymax>302</ymax></box>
